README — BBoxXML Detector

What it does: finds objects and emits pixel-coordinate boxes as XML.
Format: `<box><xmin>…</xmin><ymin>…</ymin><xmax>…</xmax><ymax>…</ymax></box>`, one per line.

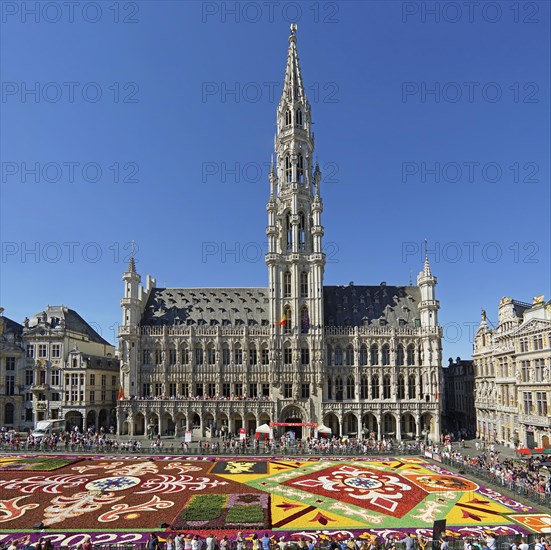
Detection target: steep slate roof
<box><xmin>324</xmin><ymin>285</ymin><xmax>421</xmax><ymax>328</ymax></box>
<box><xmin>0</xmin><ymin>316</ymin><xmax>23</xmax><ymax>335</ymax></box>
<box><xmin>141</xmin><ymin>284</ymin><xmax>421</xmax><ymax>329</ymax></box>
<box><xmin>140</xmin><ymin>288</ymin><xmax>271</xmax><ymax>327</ymax></box>
<box><xmin>510</xmin><ymin>299</ymin><xmax>532</xmax><ymax>318</ymax></box>
<box><xmin>29</xmin><ymin>306</ymin><xmax>111</xmax><ymax>346</ymax></box>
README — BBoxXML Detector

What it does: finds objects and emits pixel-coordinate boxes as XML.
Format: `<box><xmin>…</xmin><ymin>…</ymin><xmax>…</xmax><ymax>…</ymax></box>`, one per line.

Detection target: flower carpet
<box><xmin>1</xmin><ymin>455</ymin><xmax>550</xmax><ymax>546</ymax></box>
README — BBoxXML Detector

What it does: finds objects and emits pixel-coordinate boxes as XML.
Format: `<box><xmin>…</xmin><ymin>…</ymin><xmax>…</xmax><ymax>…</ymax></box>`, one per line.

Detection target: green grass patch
<box><xmin>226</xmin><ymin>505</ymin><xmax>264</xmax><ymax>524</ymax></box>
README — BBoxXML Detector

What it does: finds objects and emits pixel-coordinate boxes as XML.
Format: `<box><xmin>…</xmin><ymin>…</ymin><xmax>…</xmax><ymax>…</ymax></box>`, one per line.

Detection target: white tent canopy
<box><xmin>317</xmin><ymin>424</ymin><xmax>332</xmax><ymax>434</ymax></box>
<box><xmin>256</xmin><ymin>423</ymin><xmax>271</xmax><ymax>434</ymax></box>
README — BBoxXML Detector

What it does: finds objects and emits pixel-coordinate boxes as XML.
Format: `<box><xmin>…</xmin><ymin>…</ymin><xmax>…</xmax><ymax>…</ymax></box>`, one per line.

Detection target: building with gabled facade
<box><xmin>474</xmin><ymin>295</ymin><xmax>551</xmax><ymax>449</ymax></box>
<box><xmin>117</xmin><ymin>26</ymin><xmax>443</xmax><ymax>442</ymax></box>
<box><xmin>0</xmin><ymin>311</ymin><xmax>26</xmax><ymax>429</ymax></box>
<box><xmin>443</xmin><ymin>357</ymin><xmax>475</xmax><ymax>437</ymax></box>
<box><xmin>22</xmin><ymin>305</ymin><xmax>119</xmax><ymax>431</ymax></box>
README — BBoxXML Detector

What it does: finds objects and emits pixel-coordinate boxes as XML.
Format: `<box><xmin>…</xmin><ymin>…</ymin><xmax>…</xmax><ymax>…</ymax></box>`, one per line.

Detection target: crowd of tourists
<box><xmin>2</xmin><ymin>531</ymin><xmax>551</xmax><ymax>550</ymax></box>
<box><xmin>440</xmin><ymin>442</ymin><xmax>551</xmax><ymax>499</ymax></box>
<box><xmin>0</xmin><ymin>423</ymin><xmax>426</xmax><ymax>455</ymax></box>
<box><xmin>125</xmin><ymin>394</ymin><xmax>272</xmax><ymax>402</ymax></box>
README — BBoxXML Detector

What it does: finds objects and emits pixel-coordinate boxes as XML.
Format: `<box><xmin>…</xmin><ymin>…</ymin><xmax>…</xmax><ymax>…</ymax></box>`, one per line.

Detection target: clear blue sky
<box><xmin>1</xmin><ymin>1</ymin><xmax>550</xmax><ymax>361</ymax></box>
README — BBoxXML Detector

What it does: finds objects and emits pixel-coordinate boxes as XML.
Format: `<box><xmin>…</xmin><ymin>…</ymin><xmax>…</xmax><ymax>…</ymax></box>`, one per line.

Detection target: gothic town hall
<box><xmin>117</xmin><ymin>28</ymin><xmax>443</xmax><ymax>442</ymax></box>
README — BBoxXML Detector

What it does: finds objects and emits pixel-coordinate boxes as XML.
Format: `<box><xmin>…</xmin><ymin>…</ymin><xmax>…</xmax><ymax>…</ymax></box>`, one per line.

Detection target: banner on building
<box><xmin>184</xmin><ymin>431</ymin><xmax>192</xmax><ymax>443</ymax></box>
<box><xmin>239</xmin><ymin>427</ymin><xmax>246</xmax><ymax>441</ymax></box>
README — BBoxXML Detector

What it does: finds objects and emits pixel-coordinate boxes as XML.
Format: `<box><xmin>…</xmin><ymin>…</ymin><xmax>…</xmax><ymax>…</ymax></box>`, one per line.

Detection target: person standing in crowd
<box><xmin>236</xmin><ymin>533</ymin><xmax>244</xmax><ymax>550</ymax></box>
<box><xmin>147</xmin><ymin>534</ymin><xmax>159</xmax><ymax>550</ymax></box>
<box><xmin>261</xmin><ymin>534</ymin><xmax>271</xmax><ymax>550</ymax></box>
<box><xmin>206</xmin><ymin>535</ymin><xmax>216</xmax><ymax>550</ymax></box>
<box><xmin>404</xmin><ymin>534</ymin><xmax>415</xmax><ymax>550</ymax></box>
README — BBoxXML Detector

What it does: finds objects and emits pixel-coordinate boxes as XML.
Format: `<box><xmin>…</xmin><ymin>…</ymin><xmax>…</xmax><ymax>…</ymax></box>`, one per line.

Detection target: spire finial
<box><xmin>128</xmin><ymin>240</ymin><xmax>136</xmax><ymax>273</ymax></box>
<box><xmin>423</xmin><ymin>238</ymin><xmax>432</xmax><ymax>277</ymax></box>
<box><xmin>290</xmin><ymin>23</ymin><xmax>297</xmax><ymax>41</ymax></box>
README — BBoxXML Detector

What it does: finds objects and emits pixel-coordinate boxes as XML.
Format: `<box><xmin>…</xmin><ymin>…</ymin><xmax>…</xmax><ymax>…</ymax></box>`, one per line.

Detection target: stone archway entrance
<box><xmin>65</xmin><ymin>411</ymin><xmax>83</xmax><ymax>432</ymax></box>
<box><xmin>279</xmin><ymin>405</ymin><xmax>306</xmax><ymax>439</ymax></box>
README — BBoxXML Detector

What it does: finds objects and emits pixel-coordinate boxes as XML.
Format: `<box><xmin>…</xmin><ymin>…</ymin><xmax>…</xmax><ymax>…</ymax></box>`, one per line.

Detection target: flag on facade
<box><xmin>434</xmin><ymin>388</ymin><xmax>438</xmax><ymax>401</ymax></box>
<box><xmin>278</xmin><ymin>313</ymin><xmax>287</xmax><ymax>326</ymax></box>
<box><xmin>117</xmin><ymin>386</ymin><xmax>125</xmax><ymax>400</ymax></box>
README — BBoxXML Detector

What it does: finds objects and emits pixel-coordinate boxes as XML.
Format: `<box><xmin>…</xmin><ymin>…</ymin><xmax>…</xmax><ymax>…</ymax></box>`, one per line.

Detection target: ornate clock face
<box><xmin>121</xmin><ymin>363</ymin><xmax>130</xmax><ymax>374</ymax></box>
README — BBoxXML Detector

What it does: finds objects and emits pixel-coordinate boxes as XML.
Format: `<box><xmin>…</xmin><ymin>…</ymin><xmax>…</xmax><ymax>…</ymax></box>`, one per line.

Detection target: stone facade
<box><xmin>474</xmin><ymin>295</ymin><xmax>551</xmax><ymax>449</ymax></box>
<box><xmin>117</xmin><ymin>27</ymin><xmax>443</xmax><ymax>442</ymax></box>
<box><xmin>443</xmin><ymin>357</ymin><xmax>475</xmax><ymax>437</ymax></box>
<box><xmin>0</xmin><ymin>313</ymin><xmax>25</xmax><ymax>429</ymax></box>
<box><xmin>21</xmin><ymin>305</ymin><xmax>119</xmax><ymax>432</ymax></box>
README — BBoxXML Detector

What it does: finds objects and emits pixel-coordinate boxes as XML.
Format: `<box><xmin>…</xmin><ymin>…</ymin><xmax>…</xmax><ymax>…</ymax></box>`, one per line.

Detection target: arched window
<box><xmin>234</xmin><ymin>343</ymin><xmax>243</xmax><ymax>365</ymax></box>
<box><xmin>407</xmin><ymin>344</ymin><xmax>415</xmax><ymax>366</ymax></box>
<box><xmin>286</xmin><ymin>213</ymin><xmax>292</xmax><ymax>250</ymax></box>
<box><xmin>334</xmin><ymin>346</ymin><xmax>343</xmax><ymax>366</ymax></box>
<box><xmin>4</xmin><ymin>403</ymin><xmax>14</xmax><ymax>425</ymax></box>
<box><xmin>301</xmin><ymin>307</ymin><xmax>310</xmax><ymax>334</ymax></box>
<box><xmin>283</xmin><ymin>343</ymin><xmax>292</xmax><ymax>365</ymax></box>
<box><xmin>298</xmin><ymin>211</ymin><xmax>306</xmax><ymax>248</ymax></box>
<box><xmin>345</xmin><ymin>346</ymin><xmax>354</xmax><ymax>366</ymax></box>
<box><xmin>336</xmin><ymin>376</ymin><xmax>343</xmax><ymax>401</ymax></box>
<box><xmin>370</xmin><ymin>344</ymin><xmax>378</xmax><ymax>366</ymax></box>
<box><xmin>383</xmin><ymin>374</ymin><xmax>391</xmax><ymax>399</ymax></box>
<box><xmin>326</xmin><ymin>345</ymin><xmax>332</xmax><ymax>366</ymax></box>
<box><xmin>261</xmin><ymin>345</ymin><xmax>269</xmax><ymax>365</ymax></box>
<box><xmin>181</xmin><ymin>344</ymin><xmax>189</xmax><ymax>364</ymax></box>
<box><xmin>300</xmin><ymin>272</ymin><xmax>308</xmax><ymax>297</ymax></box>
<box><xmin>296</xmin><ymin>108</ymin><xmax>303</xmax><ymax>126</ymax></box>
<box><xmin>359</xmin><ymin>345</ymin><xmax>368</xmax><ymax>366</ymax></box>
<box><xmin>382</xmin><ymin>344</ymin><xmax>390</xmax><ymax>366</ymax></box>
<box><xmin>346</xmin><ymin>376</ymin><xmax>355</xmax><ymax>399</ymax></box>
<box><xmin>283</xmin><ymin>271</ymin><xmax>291</xmax><ymax>298</ymax></box>
<box><xmin>207</xmin><ymin>344</ymin><xmax>216</xmax><ymax>365</ymax></box>
<box><xmin>297</xmin><ymin>154</ymin><xmax>304</xmax><ymax>183</ymax></box>
<box><xmin>396</xmin><ymin>344</ymin><xmax>405</xmax><ymax>366</ymax></box>
<box><xmin>371</xmin><ymin>375</ymin><xmax>379</xmax><ymax>399</ymax></box>
<box><xmin>222</xmin><ymin>344</ymin><xmax>230</xmax><ymax>366</ymax></box>
<box><xmin>301</xmin><ymin>344</ymin><xmax>309</xmax><ymax>365</ymax></box>
<box><xmin>360</xmin><ymin>375</ymin><xmax>368</xmax><ymax>399</ymax></box>
<box><xmin>249</xmin><ymin>344</ymin><xmax>257</xmax><ymax>366</ymax></box>
<box><xmin>283</xmin><ymin>305</ymin><xmax>292</xmax><ymax>334</ymax></box>
<box><xmin>285</xmin><ymin>154</ymin><xmax>292</xmax><ymax>182</ymax></box>
<box><xmin>285</xmin><ymin>108</ymin><xmax>292</xmax><ymax>126</ymax></box>
<box><xmin>195</xmin><ymin>346</ymin><xmax>203</xmax><ymax>366</ymax></box>
<box><xmin>327</xmin><ymin>378</ymin><xmax>333</xmax><ymax>399</ymax></box>
<box><xmin>397</xmin><ymin>375</ymin><xmax>405</xmax><ymax>399</ymax></box>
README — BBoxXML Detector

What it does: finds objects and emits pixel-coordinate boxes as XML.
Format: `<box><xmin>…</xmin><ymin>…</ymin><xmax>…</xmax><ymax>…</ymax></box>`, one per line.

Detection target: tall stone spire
<box><xmin>281</xmin><ymin>24</ymin><xmax>306</xmax><ymax>105</ymax></box>
<box><xmin>266</xmin><ymin>25</ymin><xmax>325</xmax><ymax>342</ymax></box>
<box><xmin>423</xmin><ymin>254</ymin><xmax>432</xmax><ymax>277</ymax></box>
